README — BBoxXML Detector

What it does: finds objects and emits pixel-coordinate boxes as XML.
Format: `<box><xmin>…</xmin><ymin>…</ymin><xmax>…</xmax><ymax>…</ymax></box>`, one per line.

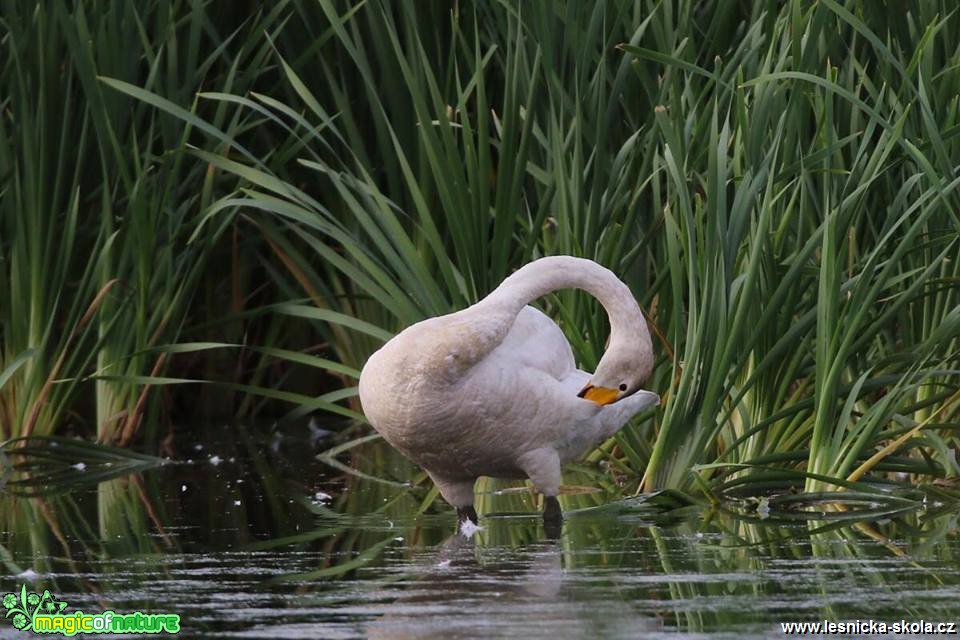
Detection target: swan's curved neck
<box><xmin>477</xmin><ymin>256</ymin><xmax>648</xmax><ymax>356</ymax></box>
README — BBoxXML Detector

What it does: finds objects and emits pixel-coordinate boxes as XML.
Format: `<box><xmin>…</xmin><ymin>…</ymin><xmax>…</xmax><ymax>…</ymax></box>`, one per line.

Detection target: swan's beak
<box><xmin>577</xmin><ymin>384</ymin><xmax>619</xmax><ymax>406</ymax></box>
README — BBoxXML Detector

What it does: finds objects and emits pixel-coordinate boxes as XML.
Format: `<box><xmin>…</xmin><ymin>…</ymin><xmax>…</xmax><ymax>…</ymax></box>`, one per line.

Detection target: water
<box><xmin>2</xmin><ymin>424</ymin><xmax>959</xmax><ymax>638</ymax></box>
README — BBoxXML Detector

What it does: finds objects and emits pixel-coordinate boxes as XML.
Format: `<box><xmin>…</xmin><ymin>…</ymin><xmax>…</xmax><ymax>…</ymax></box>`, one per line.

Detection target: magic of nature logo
<box><xmin>3</xmin><ymin>584</ymin><xmax>180</xmax><ymax>635</ymax></box>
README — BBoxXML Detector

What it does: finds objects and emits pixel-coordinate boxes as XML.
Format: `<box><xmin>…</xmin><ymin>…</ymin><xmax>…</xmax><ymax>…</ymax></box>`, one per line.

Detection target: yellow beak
<box><xmin>577</xmin><ymin>384</ymin><xmax>619</xmax><ymax>406</ymax></box>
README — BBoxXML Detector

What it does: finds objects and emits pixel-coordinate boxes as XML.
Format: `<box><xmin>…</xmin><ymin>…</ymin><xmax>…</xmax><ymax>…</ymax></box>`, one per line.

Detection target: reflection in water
<box><xmin>0</xmin><ymin>428</ymin><xmax>958</xmax><ymax>638</ymax></box>
<box><xmin>366</xmin><ymin>530</ymin><xmax>663</xmax><ymax>639</ymax></box>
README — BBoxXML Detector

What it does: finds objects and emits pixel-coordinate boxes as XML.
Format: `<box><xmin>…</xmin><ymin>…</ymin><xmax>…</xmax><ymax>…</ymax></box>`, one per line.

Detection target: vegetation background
<box><xmin>1</xmin><ymin>0</ymin><xmax>958</xmax><ymax>500</ymax></box>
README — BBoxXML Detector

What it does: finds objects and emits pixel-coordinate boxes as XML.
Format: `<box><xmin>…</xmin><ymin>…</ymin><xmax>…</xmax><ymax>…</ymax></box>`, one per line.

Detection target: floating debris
<box><xmin>308</xmin><ymin>417</ymin><xmax>333</xmax><ymax>441</ymax></box>
<box><xmin>209</xmin><ymin>455</ymin><xmax>222</xmax><ymax>466</ymax></box>
<box><xmin>757</xmin><ymin>496</ymin><xmax>771</xmax><ymax>520</ymax></box>
<box><xmin>72</xmin><ymin>462</ymin><xmax>86</xmax><ymax>471</ymax></box>
<box><xmin>312</xmin><ymin>491</ymin><xmax>332</xmax><ymax>505</ymax></box>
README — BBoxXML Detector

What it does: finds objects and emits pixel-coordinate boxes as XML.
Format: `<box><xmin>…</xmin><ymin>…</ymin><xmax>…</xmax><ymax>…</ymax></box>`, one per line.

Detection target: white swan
<box><xmin>358</xmin><ymin>256</ymin><xmax>658</xmax><ymax>528</ymax></box>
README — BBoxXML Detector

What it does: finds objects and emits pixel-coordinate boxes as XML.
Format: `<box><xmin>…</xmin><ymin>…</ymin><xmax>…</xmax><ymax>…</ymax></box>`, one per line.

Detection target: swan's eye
<box><xmin>619</xmin><ymin>383</ymin><xmax>627</xmax><ymax>392</ymax></box>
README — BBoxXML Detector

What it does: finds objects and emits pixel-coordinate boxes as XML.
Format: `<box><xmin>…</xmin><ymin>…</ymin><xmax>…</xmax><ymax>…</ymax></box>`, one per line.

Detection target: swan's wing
<box><xmin>448</xmin><ymin>305</ymin><xmax>600</xmax><ymax>466</ymax></box>
<box><xmin>488</xmin><ymin>305</ymin><xmax>576</xmax><ymax>381</ymax></box>
<box><xmin>558</xmin><ymin>368</ymin><xmax>592</xmax><ymax>395</ymax></box>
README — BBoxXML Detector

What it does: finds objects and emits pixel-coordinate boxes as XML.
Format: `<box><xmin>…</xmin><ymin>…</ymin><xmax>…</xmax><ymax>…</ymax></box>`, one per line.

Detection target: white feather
<box><xmin>358</xmin><ymin>256</ymin><xmax>659</xmax><ymax>509</ymax></box>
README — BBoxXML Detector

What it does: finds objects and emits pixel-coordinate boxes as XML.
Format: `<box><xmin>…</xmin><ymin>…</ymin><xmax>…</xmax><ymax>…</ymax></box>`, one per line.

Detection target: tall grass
<box><xmin>2</xmin><ymin>1</ymin><xmax>958</xmax><ymax>499</ymax></box>
<box><xmin>0</xmin><ymin>1</ymin><xmax>298</xmax><ymax>443</ymax></box>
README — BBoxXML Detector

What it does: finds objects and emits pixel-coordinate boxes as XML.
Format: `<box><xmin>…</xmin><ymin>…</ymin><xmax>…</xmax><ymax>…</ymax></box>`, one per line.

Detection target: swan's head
<box><xmin>577</xmin><ymin>353</ymin><xmax>654</xmax><ymax>406</ymax></box>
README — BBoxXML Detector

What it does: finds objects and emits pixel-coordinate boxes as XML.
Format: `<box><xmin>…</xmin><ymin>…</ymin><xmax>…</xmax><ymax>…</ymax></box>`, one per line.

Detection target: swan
<box><xmin>358</xmin><ymin>255</ymin><xmax>659</xmax><ymax>530</ymax></box>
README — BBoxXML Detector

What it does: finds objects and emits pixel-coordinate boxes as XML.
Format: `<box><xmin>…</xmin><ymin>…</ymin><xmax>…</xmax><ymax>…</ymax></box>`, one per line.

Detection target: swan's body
<box><xmin>358</xmin><ymin>256</ymin><xmax>658</xmax><ymax>523</ymax></box>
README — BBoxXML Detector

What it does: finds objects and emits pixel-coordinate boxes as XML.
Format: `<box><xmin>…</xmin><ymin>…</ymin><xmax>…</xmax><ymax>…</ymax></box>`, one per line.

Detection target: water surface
<box><xmin>1</xmin><ymin>425</ymin><xmax>958</xmax><ymax>638</ymax></box>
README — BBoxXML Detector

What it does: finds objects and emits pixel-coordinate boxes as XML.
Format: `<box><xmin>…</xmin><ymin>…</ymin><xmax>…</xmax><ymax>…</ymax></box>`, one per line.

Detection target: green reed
<box><xmin>0</xmin><ymin>1</ymin><xmax>292</xmax><ymax>443</ymax></box>
<box><xmin>1</xmin><ymin>1</ymin><xmax>958</xmax><ymax>499</ymax></box>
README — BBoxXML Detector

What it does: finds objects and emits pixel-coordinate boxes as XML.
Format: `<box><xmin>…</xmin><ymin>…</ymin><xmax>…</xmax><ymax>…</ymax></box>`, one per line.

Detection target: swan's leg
<box><xmin>428</xmin><ymin>473</ymin><xmax>478</xmax><ymax>524</ymax></box>
<box><xmin>517</xmin><ymin>448</ymin><xmax>563</xmax><ymax>534</ymax></box>
<box><xmin>542</xmin><ymin>496</ymin><xmax>561</xmax><ymax>521</ymax></box>
<box><xmin>542</xmin><ymin>497</ymin><xmax>562</xmax><ymax>539</ymax></box>
<box><xmin>457</xmin><ymin>505</ymin><xmax>479</xmax><ymax>525</ymax></box>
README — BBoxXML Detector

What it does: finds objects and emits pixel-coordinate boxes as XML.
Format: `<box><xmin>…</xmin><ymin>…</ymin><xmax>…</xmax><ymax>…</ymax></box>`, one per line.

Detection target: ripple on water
<box><xmin>3</xmin><ymin>434</ymin><xmax>959</xmax><ymax>638</ymax></box>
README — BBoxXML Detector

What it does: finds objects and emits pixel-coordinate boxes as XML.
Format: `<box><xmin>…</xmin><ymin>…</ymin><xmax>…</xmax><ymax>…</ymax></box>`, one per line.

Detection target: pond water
<box><xmin>1</xmin><ymin>424</ymin><xmax>959</xmax><ymax>638</ymax></box>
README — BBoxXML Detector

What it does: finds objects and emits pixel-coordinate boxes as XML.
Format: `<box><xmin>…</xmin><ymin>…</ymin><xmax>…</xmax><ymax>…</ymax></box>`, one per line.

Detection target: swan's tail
<box><xmin>596</xmin><ymin>390</ymin><xmax>660</xmax><ymax>440</ymax></box>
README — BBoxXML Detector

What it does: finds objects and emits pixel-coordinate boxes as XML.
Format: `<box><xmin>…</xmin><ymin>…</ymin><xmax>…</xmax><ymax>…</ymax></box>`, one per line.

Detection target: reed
<box><xmin>2</xmin><ymin>1</ymin><xmax>958</xmax><ymax>498</ymax></box>
<box><xmin>0</xmin><ymin>1</ymin><xmax>292</xmax><ymax>443</ymax></box>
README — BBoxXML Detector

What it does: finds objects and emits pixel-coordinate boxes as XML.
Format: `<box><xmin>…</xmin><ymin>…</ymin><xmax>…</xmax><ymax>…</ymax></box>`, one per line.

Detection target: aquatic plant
<box><xmin>1</xmin><ymin>1</ymin><xmax>958</xmax><ymax>500</ymax></box>
<box><xmin>0</xmin><ymin>1</ymin><xmax>263</xmax><ymax>444</ymax></box>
